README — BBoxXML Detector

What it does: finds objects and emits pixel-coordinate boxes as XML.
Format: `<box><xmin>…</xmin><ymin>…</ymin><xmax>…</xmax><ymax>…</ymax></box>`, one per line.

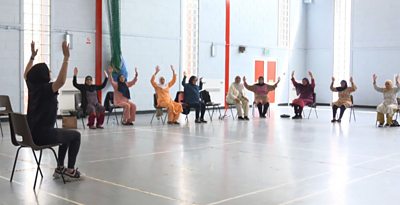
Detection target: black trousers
<box><xmin>332</xmin><ymin>105</ymin><xmax>346</xmax><ymax>120</ymax></box>
<box><xmin>188</xmin><ymin>102</ymin><xmax>206</xmax><ymax>120</ymax></box>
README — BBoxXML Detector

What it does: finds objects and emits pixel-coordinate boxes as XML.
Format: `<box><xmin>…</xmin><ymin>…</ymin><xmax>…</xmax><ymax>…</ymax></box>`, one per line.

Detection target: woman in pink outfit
<box><xmin>108</xmin><ymin>66</ymin><xmax>138</xmax><ymax>125</ymax></box>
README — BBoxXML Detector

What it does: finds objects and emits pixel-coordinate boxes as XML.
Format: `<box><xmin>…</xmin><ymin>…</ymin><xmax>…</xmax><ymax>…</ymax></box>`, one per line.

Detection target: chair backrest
<box><xmin>8</xmin><ymin>113</ymin><xmax>37</xmax><ymax>148</ymax></box>
<box><xmin>0</xmin><ymin>95</ymin><xmax>13</xmax><ymax>114</ymax></box>
<box><xmin>153</xmin><ymin>93</ymin><xmax>158</xmax><ymax>108</ymax></box>
<box><xmin>200</xmin><ymin>90</ymin><xmax>211</xmax><ymax>104</ymax></box>
<box><xmin>104</xmin><ymin>91</ymin><xmax>115</xmax><ymax>112</ymax></box>
<box><xmin>175</xmin><ymin>91</ymin><xmax>185</xmax><ymax>103</ymax></box>
<box><xmin>74</xmin><ymin>92</ymin><xmax>82</xmax><ymax>110</ymax></box>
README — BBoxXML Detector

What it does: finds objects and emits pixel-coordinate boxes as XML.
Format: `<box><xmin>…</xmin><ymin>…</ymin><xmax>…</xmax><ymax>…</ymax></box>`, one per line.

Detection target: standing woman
<box><xmin>330</xmin><ymin>77</ymin><xmax>357</xmax><ymax>123</ymax></box>
<box><xmin>291</xmin><ymin>71</ymin><xmax>315</xmax><ymax>119</ymax></box>
<box><xmin>150</xmin><ymin>65</ymin><xmax>183</xmax><ymax>124</ymax></box>
<box><xmin>73</xmin><ymin>67</ymin><xmax>108</xmax><ymax>129</ymax></box>
<box><xmin>373</xmin><ymin>74</ymin><xmax>400</xmax><ymax>127</ymax></box>
<box><xmin>25</xmin><ymin>41</ymin><xmax>81</xmax><ymax>180</ymax></box>
<box><xmin>243</xmin><ymin>76</ymin><xmax>280</xmax><ymax>118</ymax></box>
<box><xmin>108</xmin><ymin>66</ymin><xmax>138</xmax><ymax>125</ymax></box>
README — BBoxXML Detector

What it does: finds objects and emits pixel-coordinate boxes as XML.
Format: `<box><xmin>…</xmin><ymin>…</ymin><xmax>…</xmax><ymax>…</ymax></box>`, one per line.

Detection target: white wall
<box><xmin>0</xmin><ymin>0</ymin><xmax>23</xmax><ymax>112</ymax></box>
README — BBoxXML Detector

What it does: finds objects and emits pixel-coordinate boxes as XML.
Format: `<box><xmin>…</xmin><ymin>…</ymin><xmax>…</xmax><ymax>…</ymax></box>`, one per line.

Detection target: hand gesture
<box><xmin>155</xmin><ymin>65</ymin><xmax>160</xmax><ymax>73</ymax></box>
<box><xmin>243</xmin><ymin>76</ymin><xmax>247</xmax><ymax>82</ymax></box>
<box><xmin>350</xmin><ymin>77</ymin><xmax>353</xmax><ymax>83</ymax></box>
<box><xmin>373</xmin><ymin>74</ymin><xmax>377</xmax><ymax>83</ymax></box>
<box><xmin>107</xmin><ymin>66</ymin><xmax>113</xmax><ymax>74</ymax></box>
<box><xmin>277</xmin><ymin>76</ymin><xmax>281</xmax><ymax>82</ymax></box>
<box><xmin>135</xmin><ymin>67</ymin><xmax>138</xmax><ymax>77</ymax></box>
<box><xmin>183</xmin><ymin>71</ymin><xmax>187</xmax><ymax>77</ymax></box>
<box><xmin>62</xmin><ymin>41</ymin><xmax>70</xmax><ymax>59</ymax></box>
<box><xmin>291</xmin><ymin>71</ymin><xmax>295</xmax><ymax>78</ymax></box>
<box><xmin>103</xmin><ymin>70</ymin><xmax>109</xmax><ymax>78</ymax></box>
<box><xmin>332</xmin><ymin>76</ymin><xmax>335</xmax><ymax>82</ymax></box>
<box><xmin>170</xmin><ymin>65</ymin><xmax>175</xmax><ymax>73</ymax></box>
<box><xmin>199</xmin><ymin>77</ymin><xmax>203</xmax><ymax>82</ymax></box>
<box><xmin>308</xmin><ymin>71</ymin><xmax>314</xmax><ymax>78</ymax></box>
<box><xmin>73</xmin><ymin>67</ymin><xmax>78</xmax><ymax>76</ymax></box>
<box><xmin>31</xmin><ymin>41</ymin><xmax>38</xmax><ymax>58</ymax></box>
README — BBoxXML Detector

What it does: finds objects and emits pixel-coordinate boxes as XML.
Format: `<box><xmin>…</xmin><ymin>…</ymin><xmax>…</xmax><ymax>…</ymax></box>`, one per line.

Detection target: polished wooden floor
<box><xmin>0</xmin><ymin>106</ymin><xmax>399</xmax><ymax>205</ymax></box>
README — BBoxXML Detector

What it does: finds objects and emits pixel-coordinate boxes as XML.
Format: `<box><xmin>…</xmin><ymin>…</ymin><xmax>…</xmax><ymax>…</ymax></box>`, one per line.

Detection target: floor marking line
<box><xmin>87</xmin><ymin>141</ymin><xmax>241</xmax><ymax>163</ymax></box>
<box><xmin>0</xmin><ymin>174</ymin><xmax>84</xmax><ymax>205</ymax></box>
<box><xmin>207</xmin><ymin>152</ymin><xmax>399</xmax><ymax>205</ymax></box>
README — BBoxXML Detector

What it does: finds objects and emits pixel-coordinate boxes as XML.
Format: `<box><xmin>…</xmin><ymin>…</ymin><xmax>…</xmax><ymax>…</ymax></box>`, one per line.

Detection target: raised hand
<box><xmin>350</xmin><ymin>77</ymin><xmax>353</xmax><ymax>83</ymax></box>
<box><xmin>170</xmin><ymin>65</ymin><xmax>175</xmax><ymax>73</ymax></box>
<box><xmin>373</xmin><ymin>74</ymin><xmax>377</xmax><ymax>83</ymax></box>
<box><xmin>135</xmin><ymin>67</ymin><xmax>138</xmax><ymax>77</ymax></box>
<box><xmin>199</xmin><ymin>77</ymin><xmax>203</xmax><ymax>82</ymax></box>
<box><xmin>73</xmin><ymin>67</ymin><xmax>78</xmax><ymax>76</ymax></box>
<box><xmin>107</xmin><ymin>66</ymin><xmax>113</xmax><ymax>74</ymax></box>
<box><xmin>291</xmin><ymin>71</ymin><xmax>295</xmax><ymax>78</ymax></box>
<box><xmin>332</xmin><ymin>76</ymin><xmax>335</xmax><ymax>82</ymax></box>
<box><xmin>62</xmin><ymin>41</ymin><xmax>70</xmax><ymax>60</ymax></box>
<box><xmin>183</xmin><ymin>71</ymin><xmax>187</xmax><ymax>77</ymax></box>
<box><xmin>155</xmin><ymin>65</ymin><xmax>160</xmax><ymax>73</ymax></box>
<box><xmin>277</xmin><ymin>76</ymin><xmax>281</xmax><ymax>82</ymax></box>
<box><xmin>308</xmin><ymin>71</ymin><xmax>314</xmax><ymax>78</ymax></box>
<box><xmin>31</xmin><ymin>41</ymin><xmax>38</xmax><ymax>58</ymax></box>
<box><xmin>243</xmin><ymin>76</ymin><xmax>247</xmax><ymax>82</ymax></box>
<box><xmin>103</xmin><ymin>70</ymin><xmax>109</xmax><ymax>78</ymax></box>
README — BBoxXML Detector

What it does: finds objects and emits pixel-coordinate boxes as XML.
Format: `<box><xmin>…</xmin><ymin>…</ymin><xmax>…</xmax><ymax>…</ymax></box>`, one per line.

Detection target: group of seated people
<box><xmin>22</xmin><ymin>40</ymin><xmax>400</xmax><ymax>182</ymax></box>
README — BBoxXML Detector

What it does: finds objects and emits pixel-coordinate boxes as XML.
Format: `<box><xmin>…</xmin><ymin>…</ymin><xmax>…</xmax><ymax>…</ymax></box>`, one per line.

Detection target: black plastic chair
<box><xmin>200</xmin><ymin>90</ymin><xmax>221</xmax><ymax>121</ymax></box>
<box><xmin>150</xmin><ymin>93</ymin><xmax>167</xmax><ymax>124</ymax></box>
<box><xmin>0</xmin><ymin>95</ymin><xmax>13</xmax><ymax>137</ymax></box>
<box><xmin>304</xmin><ymin>93</ymin><xmax>318</xmax><ymax>119</ymax></box>
<box><xmin>104</xmin><ymin>92</ymin><xmax>122</xmax><ymax>125</ymax></box>
<box><xmin>74</xmin><ymin>93</ymin><xmax>86</xmax><ymax>129</ymax></box>
<box><xmin>8</xmin><ymin>112</ymin><xmax>65</xmax><ymax>189</ymax></box>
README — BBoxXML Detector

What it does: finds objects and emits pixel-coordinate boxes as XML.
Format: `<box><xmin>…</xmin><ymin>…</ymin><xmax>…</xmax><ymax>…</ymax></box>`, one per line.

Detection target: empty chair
<box><xmin>200</xmin><ymin>90</ymin><xmax>221</xmax><ymax>120</ymax></box>
<box><xmin>0</xmin><ymin>95</ymin><xmax>13</xmax><ymax>137</ymax></box>
<box><xmin>8</xmin><ymin>112</ymin><xmax>65</xmax><ymax>189</ymax></box>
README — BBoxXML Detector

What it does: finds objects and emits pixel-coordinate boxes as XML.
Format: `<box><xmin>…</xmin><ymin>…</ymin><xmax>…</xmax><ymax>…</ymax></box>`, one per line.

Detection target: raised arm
<box><xmin>330</xmin><ymin>77</ymin><xmax>337</xmax><ymax>92</ymax></box>
<box><xmin>150</xmin><ymin>66</ymin><xmax>160</xmax><ymax>89</ymax></box>
<box><xmin>168</xmin><ymin>65</ymin><xmax>177</xmax><ymax>88</ymax></box>
<box><xmin>127</xmin><ymin>67</ymin><xmax>138</xmax><ymax>87</ymax></box>
<box><xmin>108</xmin><ymin>66</ymin><xmax>118</xmax><ymax>89</ymax></box>
<box><xmin>52</xmin><ymin>41</ymin><xmax>70</xmax><ymax>92</ymax></box>
<box><xmin>24</xmin><ymin>41</ymin><xmax>39</xmax><ymax>80</ymax></box>
<box><xmin>309</xmin><ymin>71</ymin><xmax>315</xmax><ymax>88</ymax></box>
<box><xmin>182</xmin><ymin>71</ymin><xmax>187</xmax><ymax>87</ymax></box>
<box><xmin>72</xmin><ymin>67</ymin><xmax>85</xmax><ymax>91</ymax></box>
<box><xmin>350</xmin><ymin>77</ymin><xmax>357</xmax><ymax>92</ymax></box>
<box><xmin>96</xmin><ymin>71</ymin><xmax>109</xmax><ymax>90</ymax></box>
<box><xmin>372</xmin><ymin>74</ymin><xmax>384</xmax><ymax>93</ymax></box>
<box><xmin>243</xmin><ymin>76</ymin><xmax>254</xmax><ymax>92</ymax></box>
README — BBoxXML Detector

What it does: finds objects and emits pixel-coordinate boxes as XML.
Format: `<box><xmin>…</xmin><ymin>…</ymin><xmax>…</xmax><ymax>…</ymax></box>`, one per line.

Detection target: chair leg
<box><xmin>207</xmin><ymin>108</ymin><xmax>213</xmax><ymax>121</ymax></box>
<box><xmin>0</xmin><ymin>121</ymin><xmax>3</xmax><ymax>137</ymax></box>
<box><xmin>150</xmin><ymin>111</ymin><xmax>156</xmax><ymax>124</ymax></box>
<box><xmin>81</xmin><ymin>118</ymin><xmax>85</xmax><ymax>129</ymax></box>
<box><xmin>114</xmin><ymin>110</ymin><xmax>119</xmax><ymax>125</ymax></box>
<box><xmin>10</xmin><ymin>147</ymin><xmax>22</xmax><ymax>182</ymax></box>
<box><xmin>31</xmin><ymin>149</ymin><xmax>43</xmax><ymax>178</ymax></box>
<box><xmin>33</xmin><ymin>150</ymin><xmax>43</xmax><ymax>189</ymax></box>
<box><xmin>314</xmin><ymin>108</ymin><xmax>318</xmax><ymax>119</ymax></box>
<box><xmin>106</xmin><ymin>112</ymin><xmax>110</xmax><ymax>124</ymax></box>
<box><xmin>49</xmin><ymin>148</ymin><xmax>65</xmax><ymax>184</ymax></box>
<box><xmin>230</xmin><ymin>107</ymin><xmax>235</xmax><ymax>120</ymax></box>
<box><xmin>162</xmin><ymin>111</ymin><xmax>168</xmax><ymax>124</ymax></box>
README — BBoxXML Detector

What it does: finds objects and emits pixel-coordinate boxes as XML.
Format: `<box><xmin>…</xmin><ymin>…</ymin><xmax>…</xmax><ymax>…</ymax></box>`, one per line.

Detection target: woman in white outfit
<box><xmin>226</xmin><ymin>76</ymin><xmax>249</xmax><ymax>120</ymax></box>
<box><xmin>373</xmin><ymin>74</ymin><xmax>400</xmax><ymax>127</ymax></box>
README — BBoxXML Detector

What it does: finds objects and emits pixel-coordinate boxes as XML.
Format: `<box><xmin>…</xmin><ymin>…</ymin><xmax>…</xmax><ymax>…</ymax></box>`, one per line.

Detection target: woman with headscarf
<box><xmin>291</xmin><ymin>71</ymin><xmax>315</xmax><ymax>119</ymax></box>
<box><xmin>25</xmin><ymin>41</ymin><xmax>81</xmax><ymax>181</ymax></box>
<box><xmin>373</xmin><ymin>74</ymin><xmax>400</xmax><ymax>127</ymax></box>
<box><xmin>150</xmin><ymin>65</ymin><xmax>182</xmax><ymax>124</ymax></box>
<box><xmin>108</xmin><ymin>66</ymin><xmax>138</xmax><ymax>125</ymax></box>
<box><xmin>73</xmin><ymin>67</ymin><xmax>108</xmax><ymax>129</ymax></box>
<box><xmin>182</xmin><ymin>72</ymin><xmax>206</xmax><ymax>123</ymax></box>
<box><xmin>330</xmin><ymin>77</ymin><xmax>357</xmax><ymax>122</ymax></box>
<box><xmin>243</xmin><ymin>76</ymin><xmax>280</xmax><ymax>118</ymax></box>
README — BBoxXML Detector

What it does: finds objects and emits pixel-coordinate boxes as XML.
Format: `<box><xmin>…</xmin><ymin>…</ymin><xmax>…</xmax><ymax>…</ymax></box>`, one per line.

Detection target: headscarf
<box><xmin>336</xmin><ymin>80</ymin><xmax>348</xmax><ymax>92</ymax></box>
<box><xmin>117</xmin><ymin>74</ymin><xmax>131</xmax><ymax>99</ymax></box>
<box><xmin>157</xmin><ymin>77</ymin><xmax>168</xmax><ymax>89</ymax></box>
<box><xmin>256</xmin><ymin>77</ymin><xmax>266</xmax><ymax>86</ymax></box>
<box><xmin>27</xmin><ymin>63</ymin><xmax>51</xmax><ymax>84</ymax></box>
<box><xmin>189</xmin><ymin>76</ymin><xmax>197</xmax><ymax>85</ymax></box>
<box><xmin>295</xmin><ymin>78</ymin><xmax>313</xmax><ymax>95</ymax></box>
<box><xmin>384</xmin><ymin>80</ymin><xmax>394</xmax><ymax>92</ymax></box>
<box><xmin>85</xmin><ymin>75</ymin><xmax>96</xmax><ymax>92</ymax></box>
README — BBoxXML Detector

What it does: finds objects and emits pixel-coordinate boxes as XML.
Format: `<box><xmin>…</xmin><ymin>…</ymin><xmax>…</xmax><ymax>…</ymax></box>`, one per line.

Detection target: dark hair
<box><xmin>118</xmin><ymin>74</ymin><xmax>126</xmax><ymax>82</ymax></box>
<box><xmin>258</xmin><ymin>76</ymin><xmax>264</xmax><ymax>80</ymax></box>
<box><xmin>336</xmin><ymin>80</ymin><xmax>348</xmax><ymax>92</ymax></box>
<box><xmin>189</xmin><ymin>76</ymin><xmax>197</xmax><ymax>84</ymax></box>
<box><xmin>302</xmin><ymin>78</ymin><xmax>309</xmax><ymax>84</ymax></box>
<box><xmin>85</xmin><ymin>75</ymin><xmax>93</xmax><ymax>81</ymax></box>
<box><xmin>27</xmin><ymin>63</ymin><xmax>50</xmax><ymax>84</ymax></box>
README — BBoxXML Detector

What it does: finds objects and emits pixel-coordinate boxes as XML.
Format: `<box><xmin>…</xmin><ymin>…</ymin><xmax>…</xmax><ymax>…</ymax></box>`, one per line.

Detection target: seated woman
<box><xmin>291</xmin><ymin>71</ymin><xmax>315</xmax><ymax>119</ymax></box>
<box><xmin>182</xmin><ymin>72</ymin><xmax>207</xmax><ymax>123</ymax></box>
<box><xmin>243</xmin><ymin>76</ymin><xmax>280</xmax><ymax>118</ymax></box>
<box><xmin>108</xmin><ymin>66</ymin><xmax>138</xmax><ymax>126</ymax></box>
<box><xmin>330</xmin><ymin>77</ymin><xmax>357</xmax><ymax>123</ymax></box>
<box><xmin>151</xmin><ymin>65</ymin><xmax>183</xmax><ymax>124</ymax></box>
<box><xmin>226</xmin><ymin>76</ymin><xmax>249</xmax><ymax>120</ymax></box>
<box><xmin>25</xmin><ymin>41</ymin><xmax>81</xmax><ymax>181</ymax></box>
<box><xmin>373</xmin><ymin>74</ymin><xmax>400</xmax><ymax>127</ymax></box>
<box><xmin>73</xmin><ymin>67</ymin><xmax>108</xmax><ymax>129</ymax></box>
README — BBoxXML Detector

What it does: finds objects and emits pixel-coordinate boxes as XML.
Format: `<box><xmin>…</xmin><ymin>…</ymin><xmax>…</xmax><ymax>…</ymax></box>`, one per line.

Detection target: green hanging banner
<box><xmin>107</xmin><ymin>0</ymin><xmax>122</xmax><ymax>72</ymax></box>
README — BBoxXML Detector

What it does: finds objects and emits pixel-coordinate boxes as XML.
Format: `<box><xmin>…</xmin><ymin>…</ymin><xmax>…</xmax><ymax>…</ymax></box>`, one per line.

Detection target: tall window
<box><xmin>23</xmin><ymin>0</ymin><xmax>51</xmax><ymax>110</ymax></box>
<box><xmin>182</xmin><ymin>0</ymin><xmax>199</xmax><ymax>76</ymax></box>
<box><xmin>333</xmin><ymin>0</ymin><xmax>351</xmax><ymax>84</ymax></box>
<box><xmin>278</xmin><ymin>0</ymin><xmax>290</xmax><ymax>48</ymax></box>
<box><xmin>24</xmin><ymin>0</ymin><xmax>51</xmax><ymax>66</ymax></box>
